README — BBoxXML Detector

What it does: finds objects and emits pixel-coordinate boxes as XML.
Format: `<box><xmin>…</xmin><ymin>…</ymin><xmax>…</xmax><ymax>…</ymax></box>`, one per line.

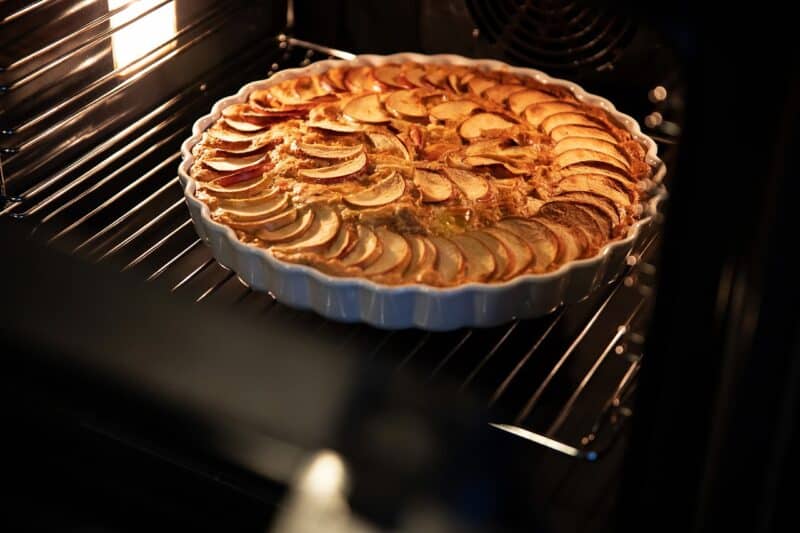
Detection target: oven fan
<box><xmin>465</xmin><ymin>0</ymin><xmax>635</xmax><ymax>73</ymax></box>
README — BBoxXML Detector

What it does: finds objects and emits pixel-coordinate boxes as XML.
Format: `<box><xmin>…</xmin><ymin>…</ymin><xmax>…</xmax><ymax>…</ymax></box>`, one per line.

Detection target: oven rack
<box><xmin>0</xmin><ymin>2</ymin><xmax>665</xmax><ymax>461</ymax></box>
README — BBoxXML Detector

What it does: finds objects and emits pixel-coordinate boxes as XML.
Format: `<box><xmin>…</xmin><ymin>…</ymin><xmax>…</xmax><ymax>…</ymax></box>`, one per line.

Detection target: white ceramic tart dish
<box><xmin>179</xmin><ymin>53</ymin><xmax>666</xmax><ymax>331</ymax></box>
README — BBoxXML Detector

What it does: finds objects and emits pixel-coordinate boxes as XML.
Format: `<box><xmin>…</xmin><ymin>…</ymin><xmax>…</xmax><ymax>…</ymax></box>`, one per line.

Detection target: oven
<box><xmin>2</xmin><ymin>1</ymin><xmax>797</xmax><ymax>532</ymax></box>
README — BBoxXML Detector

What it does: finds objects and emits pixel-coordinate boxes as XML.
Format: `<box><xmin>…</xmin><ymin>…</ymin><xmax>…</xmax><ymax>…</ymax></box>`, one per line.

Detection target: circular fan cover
<box><xmin>466</xmin><ymin>0</ymin><xmax>635</xmax><ymax>72</ymax></box>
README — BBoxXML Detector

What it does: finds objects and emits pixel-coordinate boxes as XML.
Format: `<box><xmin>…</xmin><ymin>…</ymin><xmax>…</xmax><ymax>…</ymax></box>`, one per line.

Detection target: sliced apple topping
<box><xmin>555</xmin><ymin>149</ymin><xmax>631</xmax><ymax>175</ymax></box>
<box><xmin>462</xmin><ymin>156</ymin><xmax>528</xmax><ymax>175</ymax></box>
<box><xmin>555</xmin><ymin>191</ymin><xmax>620</xmax><ymax>227</ymax></box>
<box><xmin>451</xmin><ymin>234</ymin><xmax>496</xmax><ymax>282</ymax></box>
<box><xmin>538</xmin><ymin>201</ymin><xmax>604</xmax><ymax>251</ymax></box>
<box><xmin>459</xmin><ymin>113</ymin><xmax>516</xmax><ymax>140</ymax></box>
<box><xmin>523</xmin><ymin>102</ymin><xmax>581</xmax><ymax>127</ymax></box>
<box><xmin>341</xmin><ymin>225</ymin><xmax>382</xmax><ymax>267</ymax></box>
<box><xmin>559</xmin><ymin>164</ymin><xmax>637</xmax><ymax>190</ymax></box>
<box><xmin>202</xmin><ymin>173</ymin><xmax>271</xmax><ymax>198</ymax></box>
<box><xmin>403</xmin><ymin>234</ymin><xmax>437</xmax><ymax>281</ymax></box>
<box><xmin>256</xmin><ymin>207</ymin><xmax>314</xmax><ymax>242</ymax></box>
<box><xmin>203</xmin><ymin>152</ymin><xmax>268</xmax><ymax>173</ymax></box>
<box><xmin>555</xmin><ymin>174</ymin><xmax>633</xmax><ymax>208</ymax></box>
<box><xmin>298</xmin><ymin>142</ymin><xmax>364</xmax><ymax>159</ymax></box>
<box><xmin>540</xmin><ymin>111</ymin><xmax>605</xmax><ymax>134</ymax></box>
<box><xmin>385</xmin><ymin>89</ymin><xmax>427</xmax><ymax>118</ymax></box>
<box><xmin>429</xmin><ymin>236</ymin><xmax>464</xmax><ymax>283</ymax></box>
<box><xmin>402</xmin><ymin>64</ymin><xmax>429</xmax><ymax>88</ymax></box>
<box><xmin>554</xmin><ymin>137</ymin><xmax>629</xmax><ymax>169</ymax></box>
<box><xmin>467</xmin><ymin>76</ymin><xmax>497</xmax><ymax>95</ymax></box>
<box><xmin>320</xmin><ymin>67</ymin><xmax>347</xmax><ymax>92</ymax></box>
<box><xmin>343</xmin><ymin>93</ymin><xmax>391</xmax><ymax>123</ymax></box>
<box><xmin>306</xmin><ymin>120</ymin><xmax>363</xmax><ymax>133</ymax></box>
<box><xmin>218</xmin><ymin>191</ymin><xmax>289</xmax><ymax>221</ymax></box>
<box><xmin>273</xmin><ymin>204</ymin><xmax>340</xmax><ymax>251</ymax></box>
<box><xmin>344</xmin><ymin>66</ymin><xmax>383</xmax><ymax>93</ymax></box>
<box><xmin>344</xmin><ymin>171</ymin><xmax>405</xmax><ymax>207</ymax></box>
<box><xmin>527</xmin><ymin>217</ymin><xmax>582</xmax><ymax>264</ymax></box>
<box><xmin>469</xmin><ymin>231</ymin><xmax>511</xmax><ymax>280</ymax></box>
<box><xmin>484</xmin><ymin>227</ymin><xmax>534</xmax><ymax>278</ymax></box>
<box><xmin>297</xmin><ymin>152</ymin><xmax>367</xmax><ymax>181</ymax></box>
<box><xmin>413</xmin><ymin>169</ymin><xmax>453</xmax><ymax>202</ymax></box>
<box><xmin>373</xmin><ymin>65</ymin><xmax>413</xmax><ymax>89</ymax></box>
<box><xmin>484</xmin><ymin>84</ymin><xmax>526</xmax><ymax>105</ymax></box>
<box><xmin>323</xmin><ymin>225</ymin><xmax>355</xmax><ymax>259</ymax></box>
<box><xmin>430</xmin><ymin>100</ymin><xmax>480</xmax><ymax>121</ymax></box>
<box><xmin>223</xmin><ymin>117</ymin><xmax>269</xmax><ymax>133</ymax></box>
<box><xmin>207</xmin><ymin>162</ymin><xmax>274</xmax><ymax>187</ymax></box>
<box><xmin>363</xmin><ymin>228</ymin><xmax>412</xmax><ymax>275</ymax></box>
<box><xmin>260</xmin><ymin>206</ymin><xmax>299</xmax><ymax>231</ymax></box>
<box><xmin>508</xmin><ymin>89</ymin><xmax>558</xmax><ymax>115</ymax></box>
<box><xmin>549</xmin><ymin>125</ymin><xmax>617</xmax><ymax>143</ymax></box>
<box><xmin>423</xmin><ymin>67</ymin><xmax>451</xmax><ymax>90</ymax></box>
<box><xmin>206</xmin><ymin>127</ymin><xmax>262</xmax><ymax>144</ymax></box>
<box><xmin>442</xmin><ymin>167</ymin><xmax>490</xmax><ymax>201</ymax></box>
<box><xmin>496</xmin><ymin>219</ymin><xmax>558</xmax><ymax>273</ymax></box>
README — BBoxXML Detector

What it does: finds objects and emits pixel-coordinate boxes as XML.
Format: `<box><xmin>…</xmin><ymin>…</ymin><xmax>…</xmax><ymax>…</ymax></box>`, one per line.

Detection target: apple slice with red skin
<box><xmin>413</xmin><ymin>169</ymin><xmax>453</xmax><ymax>202</ymax></box>
<box><xmin>508</xmin><ymin>89</ymin><xmax>558</xmax><ymax>115</ymax></box>
<box><xmin>273</xmin><ymin>204</ymin><xmax>340</xmax><ymax>252</ymax></box>
<box><xmin>469</xmin><ymin>231</ymin><xmax>511</xmax><ymax>280</ymax></box>
<box><xmin>363</xmin><ymin>228</ymin><xmax>412</xmax><ymax>275</ymax></box>
<box><xmin>297</xmin><ymin>152</ymin><xmax>367</xmax><ymax>182</ymax></box>
<box><xmin>554</xmin><ymin>138</ymin><xmax>629</xmax><ymax>169</ymax></box>
<box><xmin>403</xmin><ymin>234</ymin><xmax>438</xmax><ymax>282</ymax></box>
<box><xmin>343</xmin><ymin>94</ymin><xmax>391</xmax><ymax>123</ymax></box>
<box><xmin>459</xmin><ymin>113</ymin><xmax>516</xmax><ymax>140</ymax></box>
<box><xmin>484</xmin><ymin>227</ymin><xmax>535</xmax><ymax>278</ymax></box>
<box><xmin>341</xmin><ymin>225</ymin><xmax>382</xmax><ymax>267</ymax></box>
<box><xmin>523</xmin><ymin>102</ymin><xmax>582</xmax><ymax>127</ymax></box>
<box><xmin>496</xmin><ymin>218</ymin><xmax>559</xmax><ymax>273</ymax></box>
<box><xmin>443</xmin><ymin>167</ymin><xmax>490</xmax><ymax>201</ymax></box>
<box><xmin>257</xmin><ymin>207</ymin><xmax>314</xmax><ymax>242</ymax></box>
<box><xmin>430</xmin><ymin>100</ymin><xmax>480</xmax><ymax>121</ymax></box>
<box><xmin>540</xmin><ymin>111</ymin><xmax>606</xmax><ymax>134</ymax></box>
<box><xmin>429</xmin><ymin>236</ymin><xmax>464</xmax><ymax>284</ymax></box>
<box><xmin>384</xmin><ymin>89</ymin><xmax>427</xmax><ymax>118</ymax></box>
<box><xmin>373</xmin><ymin>65</ymin><xmax>414</xmax><ymax>89</ymax></box>
<box><xmin>549</xmin><ymin>125</ymin><xmax>617</xmax><ymax>143</ymax></box>
<box><xmin>344</xmin><ymin>172</ymin><xmax>405</xmax><ymax>208</ymax></box>
<box><xmin>202</xmin><ymin>162</ymin><xmax>274</xmax><ymax>190</ymax></box>
<box><xmin>555</xmin><ymin>149</ymin><xmax>631</xmax><ymax>175</ymax></box>
<box><xmin>218</xmin><ymin>191</ymin><xmax>289</xmax><ymax>221</ymax></box>
<box><xmin>298</xmin><ymin>142</ymin><xmax>364</xmax><ymax>159</ymax></box>
<box><xmin>484</xmin><ymin>84</ymin><xmax>526</xmax><ymax>105</ymax></box>
<box><xmin>323</xmin><ymin>225</ymin><xmax>355</xmax><ymax>259</ymax></box>
<box><xmin>450</xmin><ymin>234</ymin><xmax>496</xmax><ymax>282</ymax></box>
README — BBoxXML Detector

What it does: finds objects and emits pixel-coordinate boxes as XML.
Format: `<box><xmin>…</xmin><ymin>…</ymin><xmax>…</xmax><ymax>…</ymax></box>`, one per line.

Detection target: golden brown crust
<box><xmin>190</xmin><ymin>61</ymin><xmax>653</xmax><ymax>286</ymax></box>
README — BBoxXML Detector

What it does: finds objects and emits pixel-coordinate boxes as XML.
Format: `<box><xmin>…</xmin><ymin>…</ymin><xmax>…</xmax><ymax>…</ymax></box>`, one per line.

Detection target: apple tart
<box><xmin>188</xmin><ymin>61</ymin><xmax>653</xmax><ymax>287</ymax></box>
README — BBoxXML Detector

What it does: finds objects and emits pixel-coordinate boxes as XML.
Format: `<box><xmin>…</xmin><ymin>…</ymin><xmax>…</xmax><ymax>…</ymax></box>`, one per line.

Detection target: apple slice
<box><xmin>202</xmin><ymin>161</ymin><xmax>274</xmax><ymax>188</ymax></box>
<box><xmin>429</xmin><ymin>236</ymin><xmax>464</xmax><ymax>283</ymax></box>
<box><xmin>430</xmin><ymin>100</ymin><xmax>480</xmax><ymax>121</ymax></box>
<box><xmin>216</xmin><ymin>187</ymin><xmax>279</xmax><ymax>206</ymax></box>
<box><xmin>344</xmin><ymin>66</ymin><xmax>384</xmax><ymax>93</ymax></box>
<box><xmin>484</xmin><ymin>227</ymin><xmax>534</xmax><ymax>278</ymax></box>
<box><xmin>555</xmin><ymin>149</ymin><xmax>631</xmax><ymax>175</ymax></box>
<box><xmin>538</xmin><ymin>201</ymin><xmax>605</xmax><ymax>251</ymax></box>
<box><xmin>554</xmin><ymin>138</ymin><xmax>629</xmax><ymax>169</ymax></box>
<box><xmin>297</xmin><ymin>152</ymin><xmax>367</xmax><ymax>181</ymax></box>
<box><xmin>203</xmin><ymin>152</ymin><xmax>268</xmax><ymax>173</ymax></box>
<box><xmin>385</xmin><ymin>89</ymin><xmax>427</xmax><ymax>118</ymax></box>
<box><xmin>549</xmin><ymin>124</ymin><xmax>617</xmax><ymax>143</ymax></box>
<box><xmin>555</xmin><ymin>191</ymin><xmax>620</xmax><ymax>227</ymax></box>
<box><xmin>523</xmin><ymin>102</ymin><xmax>581</xmax><ymax>127</ymax></box>
<box><xmin>293</xmin><ymin>76</ymin><xmax>333</xmax><ymax>102</ymax></box>
<box><xmin>344</xmin><ymin>171</ymin><xmax>405</xmax><ymax>208</ymax></box>
<box><xmin>560</xmin><ymin>164</ymin><xmax>637</xmax><ymax>190</ymax></box>
<box><xmin>307</xmin><ymin>120</ymin><xmax>363</xmax><ymax>133</ymax></box>
<box><xmin>462</xmin><ymin>156</ymin><xmax>528</xmax><ymax>175</ymax></box>
<box><xmin>257</xmin><ymin>207</ymin><xmax>315</xmax><ymax>242</ymax></box>
<box><xmin>223</xmin><ymin>117</ymin><xmax>269</xmax><ymax>133</ymax></box>
<box><xmin>556</xmin><ymin>174</ymin><xmax>634</xmax><ymax>206</ymax></box>
<box><xmin>450</xmin><ymin>234</ymin><xmax>496</xmax><ymax>282</ymax></box>
<box><xmin>467</xmin><ymin>76</ymin><xmax>497</xmax><ymax>95</ymax></box>
<box><xmin>508</xmin><ymin>89</ymin><xmax>558</xmax><ymax>115</ymax></box>
<box><xmin>496</xmin><ymin>218</ymin><xmax>559</xmax><ymax>273</ymax></box>
<box><xmin>402</xmin><ymin>64</ymin><xmax>429</xmax><ymax>88</ymax></box>
<box><xmin>363</xmin><ymin>228</ymin><xmax>412</xmax><ymax>275</ymax></box>
<box><xmin>366</xmin><ymin>131</ymin><xmax>410</xmax><ymax>160</ymax></box>
<box><xmin>211</xmin><ymin>135</ymin><xmax>279</xmax><ymax>155</ymax></box>
<box><xmin>484</xmin><ymin>84</ymin><xmax>526</xmax><ymax>105</ymax></box>
<box><xmin>341</xmin><ymin>225</ymin><xmax>382</xmax><ymax>267</ymax></box>
<box><xmin>423</xmin><ymin>66</ymin><xmax>451</xmax><ymax>90</ymax></box>
<box><xmin>218</xmin><ymin>191</ymin><xmax>289</xmax><ymax>221</ymax></box>
<box><xmin>403</xmin><ymin>234</ymin><xmax>437</xmax><ymax>281</ymax></box>
<box><xmin>343</xmin><ymin>94</ymin><xmax>390</xmax><ymax>123</ymax></box>
<box><xmin>443</xmin><ymin>167</ymin><xmax>490</xmax><ymax>201</ymax></box>
<box><xmin>320</xmin><ymin>67</ymin><xmax>347</xmax><ymax>92</ymax></box>
<box><xmin>323</xmin><ymin>225</ymin><xmax>355</xmax><ymax>259</ymax></box>
<box><xmin>298</xmin><ymin>142</ymin><xmax>364</xmax><ymax>159</ymax></box>
<box><xmin>413</xmin><ymin>169</ymin><xmax>453</xmax><ymax>202</ymax></box>
<box><xmin>459</xmin><ymin>113</ymin><xmax>516</xmax><ymax>140</ymax></box>
<box><xmin>540</xmin><ymin>111</ymin><xmax>605</xmax><ymax>134</ymax></box>
<box><xmin>273</xmin><ymin>204</ymin><xmax>340</xmax><ymax>251</ymax></box>
<box><xmin>202</xmin><ymin>173</ymin><xmax>270</xmax><ymax>198</ymax></box>
<box><xmin>527</xmin><ymin>217</ymin><xmax>582</xmax><ymax>265</ymax></box>
<box><xmin>373</xmin><ymin>64</ymin><xmax>413</xmax><ymax>89</ymax></box>
<box><xmin>469</xmin><ymin>231</ymin><xmax>511</xmax><ymax>280</ymax></box>
<box><xmin>259</xmin><ymin>205</ymin><xmax>298</xmax><ymax>231</ymax></box>
<box><xmin>206</xmin><ymin>127</ymin><xmax>261</xmax><ymax>144</ymax></box>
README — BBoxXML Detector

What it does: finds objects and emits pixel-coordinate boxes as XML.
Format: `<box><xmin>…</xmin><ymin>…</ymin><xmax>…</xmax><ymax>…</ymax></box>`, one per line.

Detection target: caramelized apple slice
<box><xmin>373</xmin><ymin>65</ymin><xmax>413</xmax><ymax>89</ymax></box>
<box><xmin>462</xmin><ymin>156</ymin><xmax>528</xmax><ymax>175</ymax></box>
<box><xmin>320</xmin><ymin>67</ymin><xmax>348</xmax><ymax>92</ymax></box>
<box><xmin>484</xmin><ymin>84</ymin><xmax>526</xmax><ymax>105</ymax></box>
<box><xmin>298</xmin><ymin>143</ymin><xmax>364</xmax><ymax>159</ymax></box>
<box><xmin>556</xmin><ymin>191</ymin><xmax>620</xmax><ymax>227</ymax></box>
<box><xmin>223</xmin><ymin>118</ymin><xmax>269</xmax><ymax>133</ymax></box>
<box><xmin>307</xmin><ymin>119</ymin><xmax>364</xmax><ymax>133</ymax></box>
<box><xmin>429</xmin><ymin>236</ymin><xmax>464</xmax><ymax>283</ymax></box>
<box><xmin>273</xmin><ymin>204</ymin><xmax>340</xmax><ymax>251</ymax></box>
<box><xmin>341</xmin><ymin>225</ymin><xmax>382</xmax><ymax>267</ymax></box>
<box><xmin>364</xmin><ymin>228</ymin><xmax>412</xmax><ymax>275</ymax></box>
<box><xmin>496</xmin><ymin>219</ymin><xmax>559</xmax><ymax>273</ymax></box>
<box><xmin>549</xmin><ymin>125</ymin><xmax>617</xmax><ymax>143</ymax></box>
<box><xmin>540</xmin><ymin>111</ymin><xmax>605</xmax><ymax>133</ymax></box>
<box><xmin>218</xmin><ymin>192</ymin><xmax>289</xmax><ymax>221</ymax></box>
<box><xmin>402</xmin><ymin>64</ymin><xmax>429</xmax><ymax>88</ymax></box>
<box><xmin>344</xmin><ymin>171</ymin><xmax>405</xmax><ymax>207</ymax></box>
<box><xmin>538</xmin><ymin>201</ymin><xmax>605</xmax><ymax>252</ymax></box>
<box><xmin>203</xmin><ymin>152</ymin><xmax>268</xmax><ymax>173</ymax></box>
<box><xmin>323</xmin><ymin>225</ymin><xmax>355</xmax><ymax>259</ymax></box>
<box><xmin>256</xmin><ymin>207</ymin><xmax>314</xmax><ymax>242</ymax></box>
<box><xmin>459</xmin><ymin>113</ymin><xmax>516</xmax><ymax>140</ymax></box>
<box><xmin>555</xmin><ymin>149</ymin><xmax>630</xmax><ymax>175</ymax></box>
<box><xmin>343</xmin><ymin>94</ymin><xmax>391</xmax><ymax>123</ymax></box>
<box><xmin>344</xmin><ymin>66</ymin><xmax>383</xmax><ymax>93</ymax></box>
<box><xmin>554</xmin><ymin>138</ymin><xmax>629</xmax><ymax>169</ymax></box>
<box><xmin>469</xmin><ymin>231</ymin><xmax>511</xmax><ymax>280</ymax></box>
<box><xmin>201</xmin><ymin>173</ymin><xmax>271</xmax><ymax>198</ymax></box>
<box><xmin>523</xmin><ymin>102</ymin><xmax>581</xmax><ymax>127</ymax></box>
<box><xmin>423</xmin><ymin>66</ymin><xmax>451</xmax><ymax>90</ymax></box>
<box><xmin>366</xmin><ymin>131</ymin><xmax>410</xmax><ymax>160</ymax></box>
<box><xmin>508</xmin><ymin>89</ymin><xmax>558</xmax><ymax>115</ymax></box>
<box><xmin>413</xmin><ymin>169</ymin><xmax>453</xmax><ymax>202</ymax></box>
<box><xmin>560</xmin><ymin>164</ymin><xmax>637</xmax><ymax>190</ymax></box>
<box><xmin>430</xmin><ymin>100</ymin><xmax>480</xmax><ymax>121</ymax></box>
<box><xmin>403</xmin><ymin>234</ymin><xmax>437</xmax><ymax>281</ymax></box>
<box><xmin>206</xmin><ymin>127</ymin><xmax>262</xmax><ymax>144</ymax></box>
<box><xmin>297</xmin><ymin>152</ymin><xmax>367</xmax><ymax>181</ymax></box>
<box><xmin>467</xmin><ymin>76</ymin><xmax>497</xmax><ymax>95</ymax></box>
<box><xmin>556</xmin><ymin>174</ymin><xmax>633</xmax><ymax>207</ymax></box>
<box><xmin>259</xmin><ymin>206</ymin><xmax>299</xmax><ymax>231</ymax></box>
<box><xmin>443</xmin><ymin>167</ymin><xmax>490</xmax><ymax>201</ymax></box>
<box><xmin>528</xmin><ymin>217</ymin><xmax>582</xmax><ymax>264</ymax></box>
<box><xmin>484</xmin><ymin>227</ymin><xmax>534</xmax><ymax>278</ymax></box>
<box><xmin>451</xmin><ymin>234</ymin><xmax>496</xmax><ymax>282</ymax></box>
<box><xmin>385</xmin><ymin>89</ymin><xmax>427</xmax><ymax>118</ymax></box>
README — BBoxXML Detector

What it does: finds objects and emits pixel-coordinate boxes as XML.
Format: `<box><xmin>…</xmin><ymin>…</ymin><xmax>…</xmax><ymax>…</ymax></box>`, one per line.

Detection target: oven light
<box><xmin>107</xmin><ymin>0</ymin><xmax>176</xmax><ymax>70</ymax></box>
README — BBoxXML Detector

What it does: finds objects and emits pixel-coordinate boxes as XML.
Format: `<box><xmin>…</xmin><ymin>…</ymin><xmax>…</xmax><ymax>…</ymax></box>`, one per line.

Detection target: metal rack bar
<box><xmin>196</xmin><ymin>271</ymin><xmax>235</xmax><ymax>303</ymax></box>
<box><xmin>100</xmin><ymin>202</ymin><xmax>186</xmax><ymax>262</ymax></box>
<box><xmin>147</xmin><ymin>238</ymin><xmax>203</xmax><ymax>281</ymax></box>
<box><xmin>1</xmin><ymin>0</ymin><xmax>55</xmax><ymax>25</ymax></box>
<box><xmin>120</xmin><ymin>218</ymin><xmax>192</xmax><ymax>271</ymax></box>
<box><xmin>460</xmin><ymin>320</ymin><xmax>519</xmax><ymax>390</ymax></box>
<box><xmin>428</xmin><ymin>331</ymin><xmax>473</xmax><ymax>381</ymax></box>
<box><xmin>171</xmin><ymin>257</ymin><xmax>215</xmax><ymax>292</ymax></box>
